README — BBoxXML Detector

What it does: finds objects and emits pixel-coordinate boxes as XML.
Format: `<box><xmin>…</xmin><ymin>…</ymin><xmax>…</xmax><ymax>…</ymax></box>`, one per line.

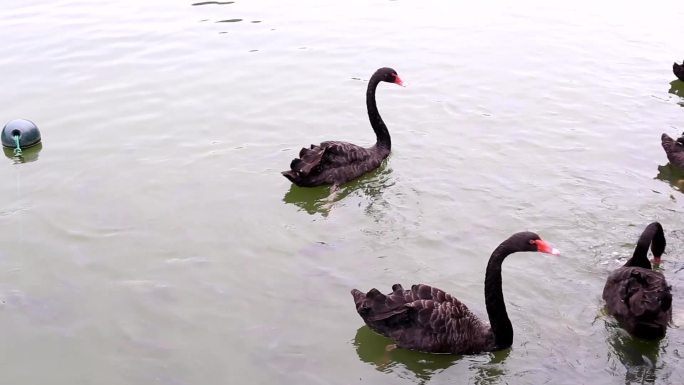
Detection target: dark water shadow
<box><xmin>655</xmin><ymin>163</ymin><xmax>684</xmax><ymax>192</ymax></box>
<box><xmin>605</xmin><ymin>319</ymin><xmax>663</xmax><ymax>385</ymax></box>
<box><xmin>282</xmin><ymin>161</ymin><xmax>393</xmax><ymax>216</ymax></box>
<box><xmin>191</xmin><ymin>1</ymin><xmax>235</xmax><ymax>6</ymax></box>
<box><xmin>3</xmin><ymin>142</ymin><xmax>42</xmax><ymax>164</ymax></box>
<box><xmin>352</xmin><ymin>325</ymin><xmax>510</xmax><ymax>384</ymax></box>
<box><xmin>191</xmin><ymin>0</ymin><xmax>265</xmax><ymax>39</ymax></box>
<box><xmin>668</xmin><ymin>80</ymin><xmax>684</xmax><ymax>107</ymax></box>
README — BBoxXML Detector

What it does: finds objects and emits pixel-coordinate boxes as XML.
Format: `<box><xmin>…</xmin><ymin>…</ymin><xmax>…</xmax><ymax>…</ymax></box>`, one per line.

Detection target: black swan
<box><xmin>661</xmin><ymin>132</ymin><xmax>684</xmax><ymax>170</ymax></box>
<box><xmin>351</xmin><ymin>231</ymin><xmax>560</xmax><ymax>354</ymax></box>
<box><xmin>603</xmin><ymin>222</ymin><xmax>672</xmax><ymax>339</ymax></box>
<box><xmin>674</xmin><ymin>61</ymin><xmax>684</xmax><ymax>81</ymax></box>
<box><xmin>282</xmin><ymin>67</ymin><xmax>403</xmax><ymax>188</ymax></box>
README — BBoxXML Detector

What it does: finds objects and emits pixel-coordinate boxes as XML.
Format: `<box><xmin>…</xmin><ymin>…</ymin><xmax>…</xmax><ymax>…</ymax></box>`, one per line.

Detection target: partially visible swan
<box><xmin>282</xmin><ymin>67</ymin><xmax>403</xmax><ymax>188</ymax></box>
<box><xmin>603</xmin><ymin>222</ymin><xmax>672</xmax><ymax>339</ymax></box>
<box><xmin>661</xmin><ymin>132</ymin><xmax>684</xmax><ymax>170</ymax></box>
<box><xmin>351</xmin><ymin>231</ymin><xmax>560</xmax><ymax>354</ymax></box>
<box><xmin>674</xmin><ymin>61</ymin><xmax>684</xmax><ymax>81</ymax></box>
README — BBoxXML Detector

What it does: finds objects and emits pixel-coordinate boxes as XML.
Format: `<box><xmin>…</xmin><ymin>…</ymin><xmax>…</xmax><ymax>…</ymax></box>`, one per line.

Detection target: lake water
<box><xmin>1</xmin><ymin>0</ymin><xmax>683</xmax><ymax>384</ymax></box>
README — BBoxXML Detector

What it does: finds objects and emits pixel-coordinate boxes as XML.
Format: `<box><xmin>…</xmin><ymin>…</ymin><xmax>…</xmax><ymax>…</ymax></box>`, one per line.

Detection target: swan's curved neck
<box><xmin>366</xmin><ymin>75</ymin><xmax>391</xmax><ymax>150</ymax></box>
<box><xmin>484</xmin><ymin>243</ymin><xmax>514</xmax><ymax>349</ymax></box>
<box><xmin>626</xmin><ymin>222</ymin><xmax>665</xmax><ymax>270</ymax></box>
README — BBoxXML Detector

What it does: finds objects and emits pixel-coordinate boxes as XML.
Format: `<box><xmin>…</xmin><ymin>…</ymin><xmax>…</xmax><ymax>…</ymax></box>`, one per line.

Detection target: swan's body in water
<box><xmin>351</xmin><ymin>232</ymin><xmax>560</xmax><ymax>354</ymax></box>
<box><xmin>661</xmin><ymin>132</ymin><xmax>684</xmax><ymax>171</ymax></box>
<box><xmin>674</xmin><ymin>61</ymin><xmax>684</xmax><ymax>81</ymax></box>
<box><xmin>603</xmin><ymin>222</ymin><xmax>672</xmax><ymax>339</ymax></box>
<box><xmin>282</xmin><ymin>67</ymin><xmax>403</xmax><ymax>188</ymax></box>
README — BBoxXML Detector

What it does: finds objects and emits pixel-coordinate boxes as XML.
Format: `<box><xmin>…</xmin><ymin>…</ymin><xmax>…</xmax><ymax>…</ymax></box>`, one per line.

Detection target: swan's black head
<box><xmin>506</xmin><ymin>231</ymin><xmax>560</xmax><ymax>255</ymax></box>
<box><xmin>375</xmin><ymin>67</ymin><xmax>403</xmax><ymax>86</ymax></box>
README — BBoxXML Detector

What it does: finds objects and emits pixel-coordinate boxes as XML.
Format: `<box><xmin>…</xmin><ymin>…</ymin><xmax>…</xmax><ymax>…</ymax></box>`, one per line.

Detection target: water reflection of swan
<box><xmin>668</xmin><ymin>80</ymin><xmax>684</xmax><ymax>107</ymax></box>
<box><xmin>605</xmin><ymin>321</ymin><xmax>663</xmax><ymax>385</ymax></box>
<box><xmin>352</xmin><ymin>325</ymin><xmax>510</xmax><ymax>384</ymax></box>
<box><xmin>282</xmin><ymin>163</ymin><xmax>393</xmax><ymax>216</ymax></box>
<box><xmin>655</xmin><ymin>163</ymin><xmax>684</xmax><ymax>192</ymax></box>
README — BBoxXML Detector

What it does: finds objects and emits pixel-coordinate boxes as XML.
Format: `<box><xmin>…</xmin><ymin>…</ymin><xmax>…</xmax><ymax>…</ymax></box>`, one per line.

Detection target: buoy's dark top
<box><xmin>1</xmin><ymin>119</ymin><xmax>41</xmax><ymax>148</ymax></box>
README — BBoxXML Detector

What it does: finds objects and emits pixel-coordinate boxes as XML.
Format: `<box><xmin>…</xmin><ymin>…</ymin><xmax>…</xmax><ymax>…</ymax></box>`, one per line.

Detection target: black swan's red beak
<box><xmin>394</xmin><ymin>75</ymin><xmax>404</xmax><ymax>87</ymax></box>
<box><xmin>653</xmin><ymin>255</ymin><xmax>662</xmax><ymax>268</ymax></box>
<box><xmin>534</xmin><ymin>239</ymin><xmax>560</xmax><ymax>255</ymax></box>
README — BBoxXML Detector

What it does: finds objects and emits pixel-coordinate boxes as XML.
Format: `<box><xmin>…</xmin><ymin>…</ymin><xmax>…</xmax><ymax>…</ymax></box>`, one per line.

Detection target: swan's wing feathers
<box><xmin>319</xmin><ymin>141</ymin><xmax>372</xmax><ymax>167</ymax></box>
<box><xmin>353</xmin><ymin>284</ymin><xmax>473</xmax><ymax>331</ymax></box>
<box><xmin>603</xmin><ymin>270</ymin><xmax>631</xmax><ymax>317</ymax></box>
<box><xmin>350</xmin><ymin>283</ymin><xmax>462</xmax><ymax>324</ymax></box>
<box><xmin>405</xmin><ymin>285</ymin><xmax>474</xmax><ymax>326</ymax></box>
<box><xmin>351</xmin><ymin>286</ymin><xmax>411</xmax><ymax>323</ymax></box>
<box><xmin>352</xmin><ymin>284</ymin><xmax>492</xmax><ymax>353</ymax></box>
<box><xmin>399</xmin><ymin>297</ymin><xmax>489</xmax><ymax>353</ymax></box>
<box><xmin>285</xmin><ymin>141</ymin><xmax>370</xmax><ymax>178</ymax></box>
<box><xmin>406</xmin><ymin>298</ymin><xmax>479</xmax><ymax>331</ymax></box>
<box><xmin>624</xmin><ymin>270</ymin><xmax>672</xmax><ymax>317</ymax></box>
<box><xmin>604</xmin><ymin>267</ymin><xmax>672</xmax><ymax>337</ymax></box>
<box><xmin>298</xmin><ymin>144</ymin><xmax>322</xmax><ymax>159</ymax></box>
<box><xmin>408</xmin><ymin>284</ymin><xmax>464</xmax><ymax>304</ymax></box>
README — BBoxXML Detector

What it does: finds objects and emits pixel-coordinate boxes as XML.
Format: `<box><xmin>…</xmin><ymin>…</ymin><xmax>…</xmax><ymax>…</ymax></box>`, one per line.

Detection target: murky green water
<box><xmin>1</xmin><ymin>1</ymin><xmax>683</xmax><ymax>384</ymax></box>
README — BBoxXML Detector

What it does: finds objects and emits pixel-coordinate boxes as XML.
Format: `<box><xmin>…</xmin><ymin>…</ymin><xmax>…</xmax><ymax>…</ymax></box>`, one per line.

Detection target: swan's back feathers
<box><xmin>282</xmin><ymin>141</ymin><xmax>386</xmax><ymax>187</ymax></box>
<box><xmin>351</xmin><ymin>284</ymin><xmax>495</xmax><ymax>354</ymax></box>
<box><xmin>661</xmin><ymin>133</ymin><xmax>684</xmax><ymax>170</ymax></box>
<box><xmin>603</xmin><ymin>266</ymin><xmax>672</xmax><ymax>339</ymax></box>
<box><xmin>319</xmin><ymin>141</ymin><xmax>373</xmax><ymax>168</ymax></box>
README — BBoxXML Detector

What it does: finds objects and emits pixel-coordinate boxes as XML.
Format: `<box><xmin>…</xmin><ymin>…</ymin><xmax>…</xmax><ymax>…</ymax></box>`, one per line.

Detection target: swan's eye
<box><xmin>529</xmin><ymin>239</ymin><xmax>535</xmax><ymax>245</ymax></box>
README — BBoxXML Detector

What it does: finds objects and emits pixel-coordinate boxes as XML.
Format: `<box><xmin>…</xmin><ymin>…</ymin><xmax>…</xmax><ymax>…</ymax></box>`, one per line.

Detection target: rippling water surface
<box><xmin>1</xmin><ymin>1</ymin><xmax>683</xmax><ymax>384</ymax></box>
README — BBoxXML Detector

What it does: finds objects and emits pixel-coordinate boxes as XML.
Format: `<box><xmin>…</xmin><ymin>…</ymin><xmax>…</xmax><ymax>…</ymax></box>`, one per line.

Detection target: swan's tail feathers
<box><xmin>289</xmin><ymin>158</ymin><xmax>304</xmax><ymax>172</ymax></box>
<box><xmin>283</xmin><ymin>145</ymin><xmax>325</xmax><ymax>180</ymax></box>
<box><xmin>298</xmin><ymin>146</ymin><xmax>319</xmax><ymax>158</ymax></box>
<box><xmin>661</xmin><ymin>133</ymin><xmax>675</xmax><ymax>152</ymax></box>
<box><xmin>281</xmin><ymin>170</ymin><xmax>298</xmax><ymax>183</ymax></box>
<box><xmin>351</xmin><ymin>288</ymin><xmax>365</xmax><ymax>303</ymax></box>
<box><xmin>351</xmin><ymin>286</ymin><xmax>410</xmax><ymax>326</ymax></box>
<box><xmin>661</xmin><ymin>133</ymin><xmax>684</xmax><ymax>169</ymax></box>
